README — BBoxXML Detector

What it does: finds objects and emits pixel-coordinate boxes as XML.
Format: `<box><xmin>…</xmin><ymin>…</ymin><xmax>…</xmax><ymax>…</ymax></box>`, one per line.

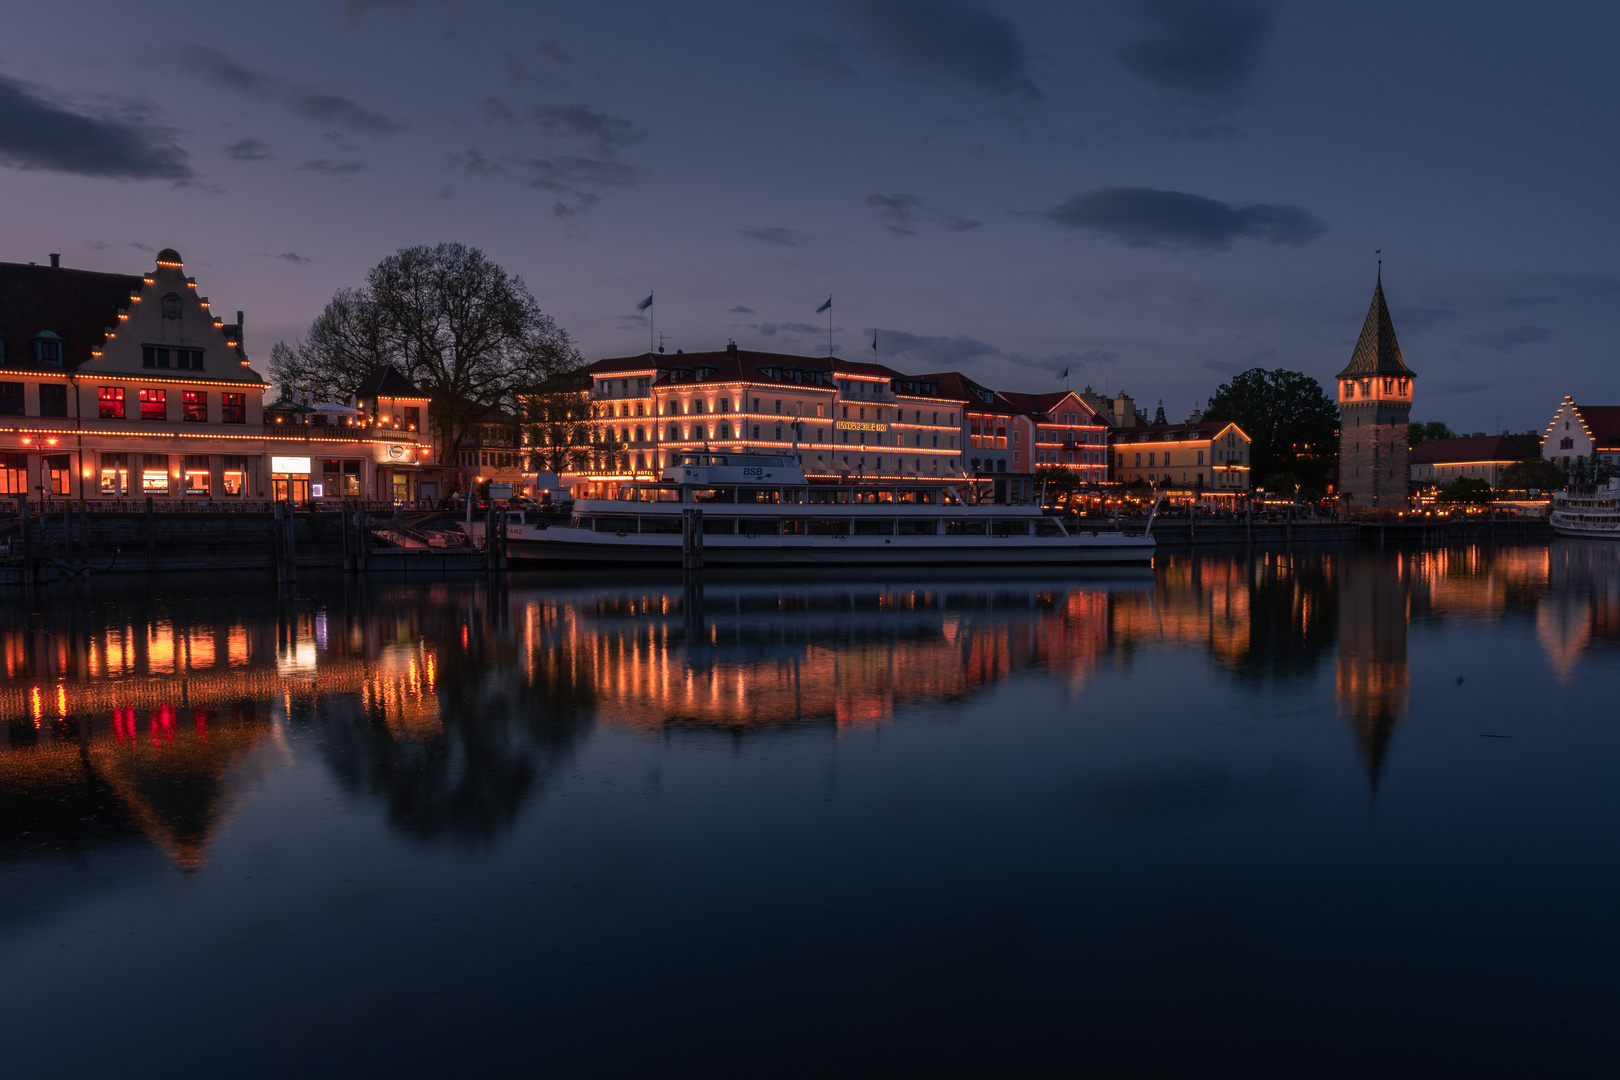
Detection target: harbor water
<box><xmin>2</xmin><ymin>543</ymin><xmax>1618</xmax><ymax>1077</ymax></box>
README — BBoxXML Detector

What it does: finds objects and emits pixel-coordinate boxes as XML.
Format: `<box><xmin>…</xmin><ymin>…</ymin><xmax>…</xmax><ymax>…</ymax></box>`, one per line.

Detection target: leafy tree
<box><xmin>1436</xmin><ymin>477</ymin><xmax>1494</xmax><ymax>503</ymax></box>
<box><xmin>1034</xmin><ymin>465</ymin><xmax>1084</xmax><ymax>503</ymax></box>
<box><xmin>1202</xmin><ymin>368</ymin><xmax>1339</xmax><ymax>497</ymax></box>
<box><xmin>1409</xmin><ymin>420</ymin><xmax>1455</xmax><ymax>447</ymax></box>
<box><xmin>1498</xmin><ymin>457</ymin><xmax>1565</xmax><ymax>493</ymax></box>
<box><xmin>270</xmin><ymin>243</ymin><xmax>583</xmax><ymax>462</ymax></box>
<box><xmin>519</xmin><ymin>372</ymin><xmax>597</xmax><ymax>474</ymax></box>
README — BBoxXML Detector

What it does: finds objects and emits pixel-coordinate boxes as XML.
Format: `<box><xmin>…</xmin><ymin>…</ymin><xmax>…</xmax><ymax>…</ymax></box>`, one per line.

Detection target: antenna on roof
<box><xmin>1376</xmin><ymin>248</ymin><xmax>1382</xmax><ymax>280</ymax></box>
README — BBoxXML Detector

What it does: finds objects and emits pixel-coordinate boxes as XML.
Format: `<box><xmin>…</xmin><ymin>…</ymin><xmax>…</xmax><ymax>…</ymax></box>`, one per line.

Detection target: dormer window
<box><xmin>34</xmin><ymin>331</ymin><xmax>62</xmax><ymax>366</ymax></box>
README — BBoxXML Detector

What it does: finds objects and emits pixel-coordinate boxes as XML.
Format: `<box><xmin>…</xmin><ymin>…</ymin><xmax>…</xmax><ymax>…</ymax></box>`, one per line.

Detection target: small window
<box><xmin>140</xmin><ymin>388</ymin><xmax>167</xmax><ymax>420</ymax></box>
<box><xmin>221</xmin><ymin>393</ymin><xmax>246</xmax><ymax>424</ymax></box>
<box><xmin>183</xmin><ymin>390</ymin><xmax>208</xmax><ymax>422</ymax></box>
<box><xmin>34</xmin><ymin>334</ymin><xmax>62</xmax><ymax>365</ymax></box>
<box><xmin>0</xmin><ymin>382</ymin><xmax>22</xmax><ymax>416</ymax></box>
<box><xmin>99</xmin><ymin>387</ymin><xmax>125</xmax><ymax>419</ymax></box>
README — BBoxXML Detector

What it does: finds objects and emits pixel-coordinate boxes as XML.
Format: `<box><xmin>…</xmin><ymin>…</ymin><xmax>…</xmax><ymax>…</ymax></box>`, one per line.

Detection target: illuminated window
<box><xmin>140</xmin><ymin>388</ymin><xmax>167</xmax><ymax>420</ymax></box>
<box><xmin>99</xmin><ymin>386</ymin><xmax>125</xmax><ymax>419</ymax></box>
<box><xmin>221</xmin><ymin>393</ymin><xmax>245</xmax><ymax>424</ymax></box>
<box><xmin>183</xmin><ymin>390</ymin><xmax>207</xmax><ymax>422</ymax></box>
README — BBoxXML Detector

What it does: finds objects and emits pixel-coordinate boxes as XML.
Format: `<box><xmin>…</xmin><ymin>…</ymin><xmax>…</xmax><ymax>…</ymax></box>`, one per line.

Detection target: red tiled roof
<box><xmin>1112</xmin><ymin>419</ymin><xmax>1241</xmax><ymax>444</ymax></box>
<box><xmin>354</xmin><ymin>363</ymin><xmax>429</xmax><ymax>400</ymax></box>
<box><xmin>1410</xmin><ymin>433</ymin><xmax>1543</xmax><ymax>465</ymax></box>
<box><xmin>1573</xmin><ymin>405</ymin><xmax>1620</xmax><ymax>446</ymax></box>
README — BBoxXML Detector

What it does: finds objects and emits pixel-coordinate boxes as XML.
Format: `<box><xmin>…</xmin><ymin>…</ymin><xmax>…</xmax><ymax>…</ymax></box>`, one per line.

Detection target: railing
<box><xmin>1</xmin><ymin>498</ymin><xmax>442</xmax><ymax>516</ymax></box>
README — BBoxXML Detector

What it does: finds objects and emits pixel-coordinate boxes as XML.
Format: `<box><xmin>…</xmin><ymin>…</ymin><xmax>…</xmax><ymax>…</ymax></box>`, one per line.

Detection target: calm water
<box><xmin>3</xmin><ymin>545</ymin><xmax>1619</xmax><ymax>1077</ymax></box>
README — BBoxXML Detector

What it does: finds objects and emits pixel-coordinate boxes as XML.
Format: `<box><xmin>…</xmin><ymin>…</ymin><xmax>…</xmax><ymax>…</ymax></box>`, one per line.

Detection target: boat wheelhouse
<box><xmin>501</xmin><ymin>452</ymin><xmax>1153</xmax><ymax>567</ymax></box>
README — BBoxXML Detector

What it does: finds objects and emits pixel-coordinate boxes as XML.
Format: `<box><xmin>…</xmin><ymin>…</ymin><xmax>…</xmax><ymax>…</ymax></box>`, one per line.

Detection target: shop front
<box><xmin>270</xmin><ymin>455</ymin><xmax>312</xmax><ymax>503</ymax></box>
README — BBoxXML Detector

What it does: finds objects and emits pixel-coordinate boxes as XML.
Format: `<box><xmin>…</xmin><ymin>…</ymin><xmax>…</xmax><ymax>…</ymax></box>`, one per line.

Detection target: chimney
<box><xmin>726</xmin><ymin>339</ymin><xmax>738</xmax><ymax>359</ymax></box>
<box><xmin>49</xmin><ymin>253</ymin><xmax>60</xmax><ymax>268</ymax></box>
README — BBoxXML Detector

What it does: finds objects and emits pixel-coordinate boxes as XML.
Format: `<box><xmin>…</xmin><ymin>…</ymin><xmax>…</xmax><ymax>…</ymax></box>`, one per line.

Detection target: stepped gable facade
<box><xmin>0</xmin><ymin>249</ymin><xmax>436</xmax><ymax>503</ymax></box>
<box><xmin>1336</xmin><ymin>275</ymin><xmax>1415</xmax><ymax>509</ymax></box>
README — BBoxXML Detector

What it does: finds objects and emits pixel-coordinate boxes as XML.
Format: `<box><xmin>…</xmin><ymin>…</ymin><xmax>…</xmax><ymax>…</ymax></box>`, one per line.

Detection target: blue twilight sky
<box><xmin>2</xmin><ymin>0</ymin><xmax>1616</xmax><ymax>430</ymax></box>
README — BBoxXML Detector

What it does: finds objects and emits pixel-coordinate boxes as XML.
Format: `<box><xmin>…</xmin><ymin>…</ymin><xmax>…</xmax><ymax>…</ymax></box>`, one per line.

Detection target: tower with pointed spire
<box><xmin>1336</xmin><ymin>274</ymin><xmax>1415</xmax><ymax>509</ymax></box>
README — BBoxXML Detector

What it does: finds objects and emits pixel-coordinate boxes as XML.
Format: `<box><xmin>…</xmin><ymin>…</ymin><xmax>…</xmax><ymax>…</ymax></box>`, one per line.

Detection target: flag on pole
<box><xmin>815</xmin><ymin>296</ymin><xmax>832</xmax><ymax>313</ymax></box>
<box><xmin>636</xmin><ymin>293</ymin><xmax>653</xmax><ymax>311</ymax></box>
<box><xmin>872</xmin><ymin>331</ymin><xmax>878</xmax><ymax>351</ymax></box>
<box><xmin>1056</xmin><ymin>366</ymin><xmax>1069</xmax><ymax>380</ymax></box>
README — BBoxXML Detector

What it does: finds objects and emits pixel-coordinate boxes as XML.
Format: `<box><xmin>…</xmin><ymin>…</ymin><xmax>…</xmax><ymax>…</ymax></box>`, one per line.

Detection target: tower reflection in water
<box><xmin>0</xmin><ymin>545</ymin><xmax>1607</xmax><ymax>869</ymax></box>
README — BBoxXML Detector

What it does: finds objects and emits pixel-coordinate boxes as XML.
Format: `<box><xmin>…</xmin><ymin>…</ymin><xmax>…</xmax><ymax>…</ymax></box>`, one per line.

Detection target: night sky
<box><xmin>3</xmin><ymin>1</ymin><xmax>1615</xmax><ymax>430</ymax></box>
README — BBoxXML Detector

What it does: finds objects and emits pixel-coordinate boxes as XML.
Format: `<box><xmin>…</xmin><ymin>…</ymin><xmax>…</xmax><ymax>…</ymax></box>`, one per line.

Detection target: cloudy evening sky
<box><xmin>3</xmin><ymin>0</ymin><xmax>1616</xmax><ymax>429</ymax></box>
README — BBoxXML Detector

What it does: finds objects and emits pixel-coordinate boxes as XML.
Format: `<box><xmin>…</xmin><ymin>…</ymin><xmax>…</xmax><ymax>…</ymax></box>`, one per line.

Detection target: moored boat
<box><xmin>490</xmin><ymin>452</ymin><xmax>1153</xmax><ymax>567</ymax></box>
<box><xmin>1550</xmin><ymin>478</ymin><xmax>1620</xmax><ymax>538</ymax></box>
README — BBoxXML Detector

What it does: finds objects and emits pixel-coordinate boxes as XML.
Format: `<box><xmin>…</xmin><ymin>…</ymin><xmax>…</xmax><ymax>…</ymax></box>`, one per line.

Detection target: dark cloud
<box><xmin>1461</xmin><ymin>325</ymin><xmax>1554</xmax><ymax>352</ymax></box>
<box><xmin>818</xmin><ymin>0</ymin><xmax>1040</xmax><ymax>102</ymax></box>
<box><xmin>518</xmin><ymin>156</ymin><xmax>640</xmax><ymax>191</ymax></box>
<box><xmin>298</xmin><ymin>159</ymin><xmax>368</xmax><ymax>174</ymax></box>
<box><xmin>224</xmin><ymin>138</ymin><xmax>271</xmax><ymax>161</ymax></box>
<box><xmin>1006</xmin><ymin>348</ymin><xmax>1120</xmax><ymax>375</ymax></box>
<box><xmin>865</xmin><ymin>193</ymin><xmax>981</xmax><ymax>237</ymax></box>
<box><xmin>730</xmin><ymin>306</ymin><xmax>756</xmax><ymax>314</ymax></box>
<box><xmin>873</xmin><ymin>329</ymin><xmax>1000</xmax><ymax>367</ymax></box>
<box><xmin>737</xmin><ymin>227</ymin><xmax>813</xmax><ymax>247</ymax></box>
<box><xmin>751</xmin><ymin>322</ymin><xmax>836</xmax><ymax>338</ymax></box>
<box><xmin>174</xmin><ymin>45</ymin><xmax>403</xmax><ymax>134</ymax></box>
<box><xmin>0</xmin><ymin>72</ymin><xmax>191</xmax><ymax>180</ymax></box>
<box><xmin>1042</xmin><ymin>187</ymin><xmax>1326</xmax><ymax>251</ymax></box>
<box><xmin>1116</xmin><ymin>0</ymin><xmax>1274</xmax><ymax>101</ymax></box>
<box><xmin>257</xmin><ymin>251</ymin><xmax>312</xmax><ymax>263</ymax></box>
<box><xmin>1201</xmin><ymin>358</ymin><xmax>1248</xmax><ymax>375</ymax></box>
<box><xmin>451</xmin><ymin>147</ymin><xmax>503</xmax><ymax>175</ymax></box>
<box><xmin>551</xmin><ymin>193</ymin><xmax>600</xmax><ymax>220</ymax></box>
<box><xmin>782</xmin><ymin>32</ymin><xmax>859</xmax><ymax>79</ymax></box>
<box><xmin>482</xmin><ymin>98</ymin><xmax>646</xmax><ymax>156</ymax></box>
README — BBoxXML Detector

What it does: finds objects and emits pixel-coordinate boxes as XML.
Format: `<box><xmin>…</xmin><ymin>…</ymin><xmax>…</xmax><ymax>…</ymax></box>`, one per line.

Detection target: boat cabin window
<box><xmin>992</xmin><ymin>520</ymin><xmax>1031</xmax><ymax>535</ymax></box>
<box><xmin>896</xmin><ymin>519</ymin><xmax>937</xmax><ymax>535</ymax></box>
<box><xmin>738</xmin><ymin>487</ymin><xmax>782</xmax><ymax>504</ymax></box>
<box><xmin>702</xmin><ymin>518</ymin><xmax>736</xmax><ymax>535</ymax></box>
<box><xmin>808</xmin><ymin>489</ymin><xmax>850</xmax><ymax>504</ymax></box>
<box><xmin>1033</xmin><ymin>518</ymin><xmax>1066</xmax><ymax>537</ymax></box>
<box><xmin>691</xmin><ymin>487</ymin><xmax>735</xmax><ymax>503</ymax></box>
<box><xmin>946</xmin><ymin>520</ymin><xmax>987</xmax><ymax>535</ymax></box>
<box><xmin>852</xmin><ymin>489</ymin><xmax>894</xmax><ymax>504</ymax></box>
<box><xmin>593</xmin><ymin>515</ymin><xmax>640</xmax><ymax>533</ymax></box>
<box><xmin>894</xmin><ymin>489</ymin><xmax>938</xmax><ymax>504</ymax></box>
<box><xmin>807</xmin><ymin>519</ymin><xmax>849</xmax><ymax>535</ymax></box>
<box><xmin>852</xmin><ymin>519</ymin><xmax>895</xmax><ymax>535</ymax></box>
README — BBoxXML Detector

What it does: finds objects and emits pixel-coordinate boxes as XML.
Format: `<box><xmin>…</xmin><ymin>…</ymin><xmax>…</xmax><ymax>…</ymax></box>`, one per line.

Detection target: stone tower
<box><xmin>1337</xmin><ymin>275</ymin><xmax>1415</xmax><ymax>509</ymax></box>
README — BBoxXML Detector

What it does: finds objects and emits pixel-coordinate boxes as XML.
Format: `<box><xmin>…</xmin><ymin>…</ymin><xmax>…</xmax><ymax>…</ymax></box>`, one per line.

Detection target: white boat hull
<box><xmin>506</xmin><ymin>526</ymin><xmax>1155</xmax><ymax>567</ymax></box>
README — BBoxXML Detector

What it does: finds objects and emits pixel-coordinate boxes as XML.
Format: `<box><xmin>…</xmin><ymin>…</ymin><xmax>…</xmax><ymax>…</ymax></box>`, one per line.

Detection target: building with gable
<box><xmin>1336</xmin><ymin>275</ymin><xmax>1415</xmax><ymax>509</ymax></box>
<box><xmin>1541</xmin><ymin>397</ymin><xmax>1620</xmax><ymax>475</ymax></box>
<box><xmin>1110</xmin><ymin>409</ymin><xmax>1253</xmax><ymax>497</ymax></box>
<box><xmin>0</xmin><ymin>250</ymin><xmax>435</xmax><ymax>504</ymax></box>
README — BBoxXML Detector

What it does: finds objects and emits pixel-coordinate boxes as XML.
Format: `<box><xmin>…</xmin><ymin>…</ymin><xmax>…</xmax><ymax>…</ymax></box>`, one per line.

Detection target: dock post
<box><xmin>682</xmin><ymin>507</ymin><xmax>704</xmax><ymax>635</ymax></box>
<box><xmin>144</xmin><ymin>495</ymin><xmax>155</xmax><ymax>573</ymax></box>
<box><xmin>16</xmin><ymin>495</ymin><xmax>33</xmax><ymax>586</ymax></box>
<box><xmin>285</xmin><ymin>499</ymin><xmax>297</xmax><ymax>581</ymax></box>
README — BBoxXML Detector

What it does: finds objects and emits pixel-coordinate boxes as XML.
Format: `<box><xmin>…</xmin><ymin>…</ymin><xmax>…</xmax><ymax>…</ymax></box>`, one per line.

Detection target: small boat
<box><xmin>487</xmin><ymin>452</ymin><xmax>1154</xmax><ymax>568</ymax></box>
<box><xmin>1550</xmin><ymin>478</ymin><xmax>1620</xmax><ymax>538</ymax></box>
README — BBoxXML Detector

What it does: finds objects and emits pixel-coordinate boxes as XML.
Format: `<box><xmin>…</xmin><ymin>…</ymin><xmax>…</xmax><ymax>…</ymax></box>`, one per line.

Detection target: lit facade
<box><xmin>1337</xmin><ymin>276</ymin><xmax>1416</xmax><ymax>510</ymax></box>
<box><xmin>573</xmin><ymin>347</ymin><xmax>969</xmax><ymax>485</ymax></box>
<box><xmin>1542</xmin><ymin>397</ymin><xmax>1620</xmax><ymax>472</ymax></box>
<box><xmin>0</xmin><ymin>251</ymin><xmax>433</xmax><ymax>503</ymax></box>
<box><xmin>1111</xmin><ymin>419</ymin><xmax>1252</xmax><ymax>494</ymax></box>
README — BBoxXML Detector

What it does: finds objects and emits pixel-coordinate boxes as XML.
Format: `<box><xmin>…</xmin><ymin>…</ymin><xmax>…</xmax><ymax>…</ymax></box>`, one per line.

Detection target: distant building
<box><xmin>1110</xmin><ymin>411</ymin><xmax>1253</xmax><ymax>497</ymax></box>
<box><xmin>1410</xmin><ymin>432</ymin><xmax>1542</xmax><ymax>487</ymax></box>
<box><xmin>1541</xmin><ymin>396</ymin><xmax>1620</xmax><ymax>473</ymax></box>
<box><xmin>577</xmin><ymin>346</ymin><xmax>969</xmax><ymax>486</ymax></box>
<box><xmin>1336</xmin><ymin>275</ymin><xmax>1415</xmax><ymax>510</ymax></box>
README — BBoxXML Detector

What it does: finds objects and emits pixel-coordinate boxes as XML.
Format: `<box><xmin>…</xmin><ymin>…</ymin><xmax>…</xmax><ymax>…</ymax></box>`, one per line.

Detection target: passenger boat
<box><xmin>1550</xmin><ymin>478</ymin><xmax>1620</xmax><ymax>538</ymax></box>
<box><xmin>490</xmin><ymin>452</ymin><xmax>1154</xmax><ymax>567</ymax></box>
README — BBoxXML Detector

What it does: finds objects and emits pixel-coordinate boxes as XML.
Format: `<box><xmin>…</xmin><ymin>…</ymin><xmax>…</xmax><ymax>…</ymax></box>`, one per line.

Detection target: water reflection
<box><xmin>3</xmin><ymin>543</ymin><xmax>1615</xmax><ymax>870</ymax></box>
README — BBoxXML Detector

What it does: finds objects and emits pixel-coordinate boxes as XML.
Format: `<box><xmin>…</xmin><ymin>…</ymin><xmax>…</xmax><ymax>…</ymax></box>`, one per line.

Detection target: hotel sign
<box><xmin>270</xmin><ymin>456</ymin><xmax>311</xmax><ymax>474</ymax></box>
<box><xmin>834</xmin><ymin>421</ymin><xmax>889</xmax><ymax>433</ymax></box>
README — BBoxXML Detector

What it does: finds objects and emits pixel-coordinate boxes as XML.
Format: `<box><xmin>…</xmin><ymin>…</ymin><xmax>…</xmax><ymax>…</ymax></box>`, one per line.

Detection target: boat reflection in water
<box><xmin>0</xmin><ymin>544</ymin><xmax>1608</xmax><ymax>870</ymax></box>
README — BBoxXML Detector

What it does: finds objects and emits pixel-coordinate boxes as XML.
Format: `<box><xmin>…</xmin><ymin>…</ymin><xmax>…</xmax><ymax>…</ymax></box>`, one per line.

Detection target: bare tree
<box><xmin>270</xmin><ymin>243</ymin><xmax>583</xmax><ymax>461</ymax></box>
<box><xmin>519</xmin><ymin>372</ymin><xmax>596</xmax><ymax>474</ymax></box>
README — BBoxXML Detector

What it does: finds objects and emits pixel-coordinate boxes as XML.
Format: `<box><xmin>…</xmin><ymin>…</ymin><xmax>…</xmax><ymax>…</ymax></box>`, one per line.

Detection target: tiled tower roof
<box><xmin>1337</xmin><ymin>277</ymin><xmax>1415</xmax><ymax>380</ymax></box>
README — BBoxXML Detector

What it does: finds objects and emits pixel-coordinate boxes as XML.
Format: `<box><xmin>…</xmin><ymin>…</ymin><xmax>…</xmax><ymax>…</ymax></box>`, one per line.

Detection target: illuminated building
<box><xmin>1337</xmin><ymin>275</ymin><xmax>1416</xmax><ymax>510</ymax></box>
<box><xmin>1110</xmin><ymin>410</ymin><xmax>1253</xmax><ymax>498</ymax></box>
<box><xmin>1409</xmin><ymin>432</ymin><xmax>1542</xmax><ymax>488</ymax></box>
<box><xmin>0</xmin><ymin>250</ymin><xmax>433</xmax><ymax>503</ymax></box>
<box><xmin>1541</xmin><ymin>396</ymin><xmax>1620</xmax><ymax>474</ymax></box>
